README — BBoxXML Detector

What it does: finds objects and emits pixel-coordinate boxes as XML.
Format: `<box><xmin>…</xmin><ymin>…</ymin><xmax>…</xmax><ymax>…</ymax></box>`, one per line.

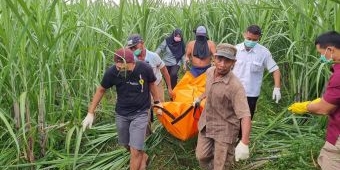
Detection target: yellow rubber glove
<box><xmin>288</xmin><ymin>98</ymin><xmax>321</xmax><ymax>114</ymax></box>
<box><xmin>311</xmin><ymin>98</ymin><xmax>321</xmax><ymax>104</ymax></box>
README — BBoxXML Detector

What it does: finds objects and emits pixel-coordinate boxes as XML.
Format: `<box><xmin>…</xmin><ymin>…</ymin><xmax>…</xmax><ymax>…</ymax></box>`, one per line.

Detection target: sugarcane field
<box><xmin>1</xmin><ymin>0</ymin><xmax>340</xmax><ymax>169</ymax></box>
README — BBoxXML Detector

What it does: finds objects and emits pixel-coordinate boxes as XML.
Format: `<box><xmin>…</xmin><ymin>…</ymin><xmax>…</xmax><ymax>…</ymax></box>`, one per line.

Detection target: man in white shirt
<box><xmin>127</xmin><ymin>34</ymin><xmax>173</xmax><ymax>136</ymax></box>
<box><xmin>233</xmin><ymin>25</ymin><xmax>281</xmax><ymax>122</ymax></box>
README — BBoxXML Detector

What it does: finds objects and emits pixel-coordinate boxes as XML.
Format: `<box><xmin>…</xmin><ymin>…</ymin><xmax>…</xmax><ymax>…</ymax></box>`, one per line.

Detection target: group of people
<box><xmin>81</xmin><ymin>24</ymin><xmax>340</xmax><ymax>170</ymax></box>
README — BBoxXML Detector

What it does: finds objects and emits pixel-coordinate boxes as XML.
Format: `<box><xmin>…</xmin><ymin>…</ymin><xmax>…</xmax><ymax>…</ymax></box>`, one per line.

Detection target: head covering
<box><xmin>214</xmin><ymin>43</ymin><xmax>237</xmax><ymax>60</ymax></box>
<box><xmin>127</xmin><ymin>34</ymin><xmax>143</xmax><ymax>47</ymax></box>
<box><xmin>165</xmin><ymin>29</ymin><xmax>186</xmax><ymax>62</ymax></box>
<box><xmin>193</xmin><ymin>26</ymin><xmax>209</xmax><ymax>58</ymax></box>
<box><xmin>114</xmin><ymin>48</ymin><xmax>135</xmax><ymax>63</ymax></box>
<box><xmin>196</xmin><ymin>26</ymin><xmax>207</xmax><ymax>36</ymax></box>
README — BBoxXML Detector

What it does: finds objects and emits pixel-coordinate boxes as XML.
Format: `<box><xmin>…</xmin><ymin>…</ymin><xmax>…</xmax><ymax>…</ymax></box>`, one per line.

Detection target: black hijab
<box><xmin>193</xmin><ymin>36</ymin><xmax>209</xmax><ymax>58</ymax></box>
<box><xmin>165</xmin><ymin>29</ymin><xmax>186</xmax><ymax>62</ymax></box>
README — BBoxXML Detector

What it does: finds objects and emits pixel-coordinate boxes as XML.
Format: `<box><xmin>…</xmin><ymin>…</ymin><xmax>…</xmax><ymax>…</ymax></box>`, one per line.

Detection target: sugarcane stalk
<box><xmin>13</xmin><ymin>102</ymin><xmax>20</xmax><ymax>129</ymax></box>
<box><xmin>38</xmin><ymin>89</ymin><xmax>47</xmax><ymax>157</ymax></box>
<box><xmin>25</xmin><ymin>100</ymin><xmax>35</xmax><ymax>163</ymax></box>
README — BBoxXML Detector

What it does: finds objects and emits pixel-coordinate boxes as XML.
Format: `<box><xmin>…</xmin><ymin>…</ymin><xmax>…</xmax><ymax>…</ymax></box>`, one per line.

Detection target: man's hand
<box><xmin>272</xmin><ymin>87</ymin><xmax>281</xmax><ymax>103</ymax></box>
<box><xmin>185</xmin><ymin>60</ymin><xmax>191</xmax><ymax>71</ymax></box>
<box><xmin>185</xmin><ymin>56</ymin><xmax>190</xmax><ymax>63</ymax></box>
<box><xmin>235</xmin><ymin>141</ymin><xmax>249</xmax><ymax>161</ymax></box>
<box><xmin>153</xmin><ymin>101</ymin><xmax>163</xmax><ymax>115</ymax></box>
<box><xmin>192</xmin><ymin>98</ymin><xmax>201</xmax><ymax>107</ymax></box>
<box><xmin>183</xmin><ymin>63</ymin><xmax>187</xmax><ymax>71</ymax></box>
<box><xmin>288</xmin><ymin>98</ymin><xmax>321</xmax><ymax>114</ymax></box>
<box><xmin>82</xmin><ymin>113</ymin><xmax>95</xmax><ymax>130</ymax></box>
<box><xmin>168</xmin><ymin>89</ymin><xmax>174</xmax><ymax>100</ymax></box>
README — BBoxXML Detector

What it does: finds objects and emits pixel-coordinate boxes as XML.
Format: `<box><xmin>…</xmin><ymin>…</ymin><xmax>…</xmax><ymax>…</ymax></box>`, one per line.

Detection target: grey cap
<box><xmin>214</xmin><ymin>43</ymin><xmax>237</xmax><ymax>60</ymax></box>
<box><xmin>127</xmin><ymin>34</ymin><xmax>143</xmax><ymax>47</ymax></box>
<box><xmin>196</xmin><ymin>26</ymin><xmax>207</xmax><ymax>36</ymax></box>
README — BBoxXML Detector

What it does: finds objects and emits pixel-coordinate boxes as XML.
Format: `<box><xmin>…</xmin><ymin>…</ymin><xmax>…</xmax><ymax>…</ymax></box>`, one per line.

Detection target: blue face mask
<box><xmin>319</xmin><ymin>48</ymin><xmax>333</xmax><ymax>64</ymax></box>
<box><xmin>134</xmin><ymin>49</ymin><xmax>142</xmax><ymax>56</ymax></box>
<box><xmin>244</xmin><ymin>39</ymin><xmax>258</xmax><ymax>48</ymax></box>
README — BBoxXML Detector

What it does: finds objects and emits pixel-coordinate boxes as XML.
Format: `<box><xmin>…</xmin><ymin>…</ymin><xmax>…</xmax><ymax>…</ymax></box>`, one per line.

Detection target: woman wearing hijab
<box><xmin>155</xmin><ymin>29</ymin><xmax>186</xmax><ymax>88</ymax></box>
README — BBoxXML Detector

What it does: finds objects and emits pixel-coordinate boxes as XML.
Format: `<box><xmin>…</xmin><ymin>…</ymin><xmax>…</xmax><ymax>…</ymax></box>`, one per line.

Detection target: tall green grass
<box><xmin>0</xmin><ymin>0</ymin><xmax>339</xmax><ymax>169</ymax></box>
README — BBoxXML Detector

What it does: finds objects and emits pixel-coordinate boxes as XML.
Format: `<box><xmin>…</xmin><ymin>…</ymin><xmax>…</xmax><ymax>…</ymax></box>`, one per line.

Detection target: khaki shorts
<box><xmin>318</xmin><ymin>136</ymin><xmax>340</xmax><ymax>170</ymax></box>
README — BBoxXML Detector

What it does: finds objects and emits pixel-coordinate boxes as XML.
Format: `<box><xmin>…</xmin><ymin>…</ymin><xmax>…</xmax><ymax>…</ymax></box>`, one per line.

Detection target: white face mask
<box><xmin>174</xmin><ymin>37</ymin><xmax>181</xmax><ymax>42</ymax></box>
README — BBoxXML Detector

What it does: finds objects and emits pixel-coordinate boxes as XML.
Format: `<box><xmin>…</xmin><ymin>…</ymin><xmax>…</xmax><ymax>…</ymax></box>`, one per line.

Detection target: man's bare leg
<box><xmin>139</xmin><ymin>152</ymin><xmax>149</xmax><ymax>170</ymax></box>
<box><xmin>130</xmin><ymin>147</ymin><xmax>144</xmax><ymax>170</ymax></box>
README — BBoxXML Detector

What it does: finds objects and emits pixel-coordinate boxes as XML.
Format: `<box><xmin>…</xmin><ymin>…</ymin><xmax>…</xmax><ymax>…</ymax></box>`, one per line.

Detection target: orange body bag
<box><xmin>153</xmin><ymin>72</ymin><xmax>206</xmax><ymax>141</ymax></box>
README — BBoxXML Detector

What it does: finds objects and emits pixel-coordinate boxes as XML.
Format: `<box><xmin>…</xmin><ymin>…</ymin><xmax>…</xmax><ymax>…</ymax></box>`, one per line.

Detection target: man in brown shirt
<box><xmin>195</xmin><ymin>43</ymin><xmax>252</xmax><ymax>170</ymax></box>
<box><xmin>185</xmin><ymin>26</ymin><xmax>216</xmax><ymax>77</ymax></box>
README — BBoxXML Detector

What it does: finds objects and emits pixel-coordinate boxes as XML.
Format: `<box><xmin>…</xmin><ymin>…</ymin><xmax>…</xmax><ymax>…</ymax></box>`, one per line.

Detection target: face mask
<box><xmin>244</xmin><ymin>39</ymin><xmax>258</xmax><ymax>48</ymax></box>
<box><xmin>319</xmin><ymin>48</ymin><xmax>334</xmax><ymax>64</ymax></box>
<box><xmin>117</xmin><ymin>65</ymin><xmax>132</xmax><ymax>77</ymax></box>
<box><xmin>134</xmin><ymin>49</ymin><xmax>142</xmax><ymax>56</ymax></box>
<box><xmin>320</xmin><ymin>55</ymin><xmax>333</xmax><ymax>64</ymax></box>
<box><xmin>117</xmin><ymin>63</ymin><xmax>127</xmax><ymax>71</ymax></box>
<box><xmin>174</xmin><ymin>37</ymin><xmax>181</xmax><ymax>42</ymax></box>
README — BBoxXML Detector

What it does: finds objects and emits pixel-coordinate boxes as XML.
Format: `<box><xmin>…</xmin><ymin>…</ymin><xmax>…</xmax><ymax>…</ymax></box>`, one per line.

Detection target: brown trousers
<box><xmin>196</xmin><ymin>128</ymin><xmax>236</xmax><ymax>170</ymax></box>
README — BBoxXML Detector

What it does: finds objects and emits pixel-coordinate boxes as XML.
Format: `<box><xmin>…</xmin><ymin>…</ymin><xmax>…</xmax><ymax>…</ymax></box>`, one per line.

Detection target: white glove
<box><xmin>192</xmin><ymin>98</ymin><xmax>201</xmax><ymax>107</ymax></box>
<box><xmin>82</xmin><ymin>113</ymin><xmax>94</xmax><ymax>130</ymax></box>
<box><xmin>272</xmin><ymin>87</ymin><xmax>281</xmax><ymax>103</ymax></box>
<box><xmin>235</xmin><ymin>141</ymin><xmax>249</xmax><ymax>162</ymax></box>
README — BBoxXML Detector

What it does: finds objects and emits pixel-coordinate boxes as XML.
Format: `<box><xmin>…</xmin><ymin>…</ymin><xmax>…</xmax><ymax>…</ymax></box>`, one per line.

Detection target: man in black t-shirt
<box><xmin>82</xmin><ymin>48</ymin><xmax>161</xmax><ymax>170</ymax></box>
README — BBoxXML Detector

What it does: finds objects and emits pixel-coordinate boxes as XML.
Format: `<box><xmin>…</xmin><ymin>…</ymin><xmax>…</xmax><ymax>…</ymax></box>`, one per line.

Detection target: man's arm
<box><xmin>240</xmin><ymin>116</ymin><xmax>251</xmax><ymax>145</ymax></box>
<box><xmin>155</xmin><ymin>40</ymin><xmax>166</xmax><ymax>55</ymax></box>
<box><xmin>307</xmin><ymin>98</ymin><xmax>337</xmax><ymax>115</ymax></box>
<box><xmin>185</xmin><ymin>41</ymin><xmax>193</xmax><ymax>63</ymax></box>
<box><xmin>273</xmin><ymin>69</ymin><xmax>281</xmax><ymax>88</ymax></box>
<box><xmin>149</xmin><ymin>82</ymin><xmax>160</xmax><ymax>102</ymax></box>
<box><xmin>208</xmin><ymin>41</ymin><xmax>216</xmax><ymax>65</ymax></box>
<box><xmin>208</xmin><ymin>41</ymin><xmax>217</xmax><ymax>54</ymax></box>
<box><xmin>88</xmin><ymin>85</ymin><xmax>106</xmax><ymax>114</ymax></box>
<box><xmin>235</xmin><ymin>115</ymin><xmax>251</xmax><ymax>162</ymax></box>
<box><xmin>82</xmin><ymin>85</ymin><xmax>106</xmax><ymax>130</ymax></box>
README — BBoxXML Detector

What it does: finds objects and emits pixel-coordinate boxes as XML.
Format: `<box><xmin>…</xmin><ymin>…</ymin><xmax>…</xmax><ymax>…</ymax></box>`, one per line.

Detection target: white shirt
<box><xmin>143</xmin><ymin>49</ymin><xmax>165</xmax><ymax>85</ymax></box>
<box><xmin>232</xmin><ymin>43</ymin><xmax>279</xmax><ymax>97</ymax></box>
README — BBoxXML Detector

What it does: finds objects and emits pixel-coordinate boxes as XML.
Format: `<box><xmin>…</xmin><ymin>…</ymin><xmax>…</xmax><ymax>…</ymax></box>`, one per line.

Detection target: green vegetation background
<box><xmin>0</xmin><ymin>0</ymin><xmax>339</xmax><ymax>169</ymax></box>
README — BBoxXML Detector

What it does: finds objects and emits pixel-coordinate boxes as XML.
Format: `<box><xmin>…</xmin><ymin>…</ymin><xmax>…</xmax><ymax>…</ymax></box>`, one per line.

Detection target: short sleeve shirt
<box><xmin>145</xmin><ymin>49</ymin><xmax>166</xmax><ymax>85</ymax></box>
<box><xmin>198</xmin><ymin>67</ymin><xmax>251</xmax><ymax>144</ymax></box>
<box><xmin>323</xmin><ymin>64</ymin><xmax>340</xmax><ymax>145</ymax></box>
<box><xmin>233</xmin><ymin>43</ymin><xmax>279</xmax><ymax>97</ymax></box>
<box><xmin>101</xmin><ymin>61</ymin><xmax>156</xmax><ymax>116</ymax></box>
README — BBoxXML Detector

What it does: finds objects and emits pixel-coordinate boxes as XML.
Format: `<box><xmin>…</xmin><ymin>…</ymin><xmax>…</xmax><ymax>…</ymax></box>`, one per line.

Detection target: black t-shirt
<box><xmin>101</xmin><ymin>61</ymin><xmax>156</xmax><ymax>116</ymax></box>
